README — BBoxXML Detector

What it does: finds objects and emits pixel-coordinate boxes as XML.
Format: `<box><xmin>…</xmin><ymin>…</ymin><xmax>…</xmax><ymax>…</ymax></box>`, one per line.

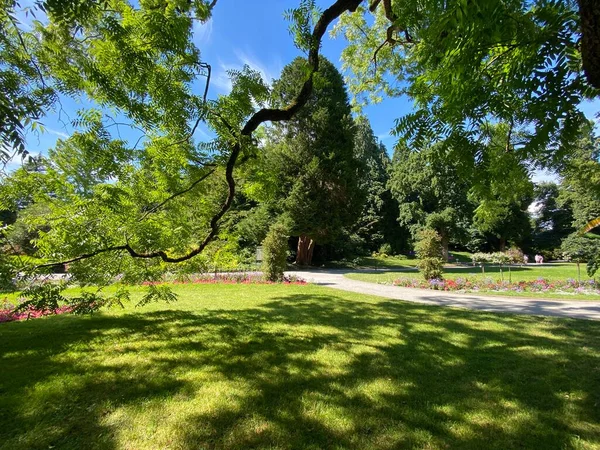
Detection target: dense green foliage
<box><xmin>559</xmin><ymin>122</ymin><xmax>600</xmax><ymax>229</ymax></box>
<box><xmin>331</xmin><ymin>0</ymin><xmax>598</xmax><ymax>263</ymax></box>
<box><xmin>335</xmin><ymin>0</ymin><xmax>597</xmax><ymax>165</ymax></box>
<box><xmin>352</xmin><ymin>116</ymin><xmax>405</xmax><ymax>254</ymax></box>
<box><xmin>389</xmin><ymin>141</ymin><xmax>472</xmax><ymax>260</ymax></box>
<box><xmin>531</xmin><ymin>182</ymin><xmax>575</xmax><ymax>254</ymax></box>
<box><xmin>561</xmin><ymin>233</ymin><xmax>600</xmax><ymax>279</ymax></box>
<box><xmin>0</xmin><ymin>0</ymin><xmax>217</xmax><ymax>162</ymax></box>
<box><xmin>251</xmin><ymin>56</ymin><xmax>364</xmax><ymax>265</ymax></box>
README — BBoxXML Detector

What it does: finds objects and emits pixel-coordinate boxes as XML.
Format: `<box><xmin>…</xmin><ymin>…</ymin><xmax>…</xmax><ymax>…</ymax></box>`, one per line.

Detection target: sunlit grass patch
<box><xmin>1</xmin><ymin>283</ymin><xmax>599</xmax><ymax>449</ymax></box>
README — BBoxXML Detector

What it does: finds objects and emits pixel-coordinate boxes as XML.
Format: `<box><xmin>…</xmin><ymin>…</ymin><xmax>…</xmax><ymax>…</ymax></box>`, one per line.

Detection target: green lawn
<box><xmin>1</xmin><ymin>283</ymin><xmax>600</xmax><ymax>449</ymax></box>
<box><xmin>325</xmin><ymin>255</ymin><xmax>421</xmax><ymax>269</ymax></box>
<box><xmin>327</xmin><ymin>252</ymin><xmax>473</xmax><ymax>270</ymax></box>
<box><xmin>346</xmin><ymin>263</ymin><xmax>593</xmax><ymax>283</ymax></box>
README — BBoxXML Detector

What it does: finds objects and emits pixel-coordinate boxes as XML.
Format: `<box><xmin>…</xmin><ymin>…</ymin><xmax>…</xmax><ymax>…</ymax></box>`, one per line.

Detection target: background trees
<box><xmin>531</xmin><ymin>182</ymin><xmax>575</xmax><ymax>256</ymax></box>
<box><xmin>0</xmin><ymin>0</ymin><xmax>598</xmax><ymax>284</ymax></box>
<box><xmin>352</xmin><ymin>116</ymin><xmax>404</xmax><ymax>255</ymax></box>
<box><xmin>558</xmin><ymin>121</ymin><xmax>600</xmax><ymax>230</ymax></box>
<box><xmin>389</xmin><ymin>142</ymin><xmax>472</xmax><ymax>260</ymax></box>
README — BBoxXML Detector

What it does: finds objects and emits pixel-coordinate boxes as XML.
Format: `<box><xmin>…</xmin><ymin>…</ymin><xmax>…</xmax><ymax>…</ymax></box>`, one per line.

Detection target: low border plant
<box><xmin>392</xmin><ymin>277</ymin><xmax>600</xmax><ymax>295</ymax></box>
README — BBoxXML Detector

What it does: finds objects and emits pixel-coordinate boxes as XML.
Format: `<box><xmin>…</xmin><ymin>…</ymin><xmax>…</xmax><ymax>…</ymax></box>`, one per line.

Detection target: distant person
<box><xmin>523</xmin><ymin>254</ymin><xmax>528</xmax><ymax>265</ymax></box>
<box><xmin>535</xmin><ymin>254</ymin><xmax>544</xmax><ymax>264</ymax></box>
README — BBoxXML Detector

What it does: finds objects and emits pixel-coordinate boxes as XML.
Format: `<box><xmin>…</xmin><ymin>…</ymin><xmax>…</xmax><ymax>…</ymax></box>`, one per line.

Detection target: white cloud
<box><xmin>192</xmin><ymin>18</ymin><xmax>213</xmax><ymax>48</ymax></box>
<box><xmin>531</xmin><ymin>169</ymin><xmax>558</xmax><ymax>184</ymax></box>
<box><xmin>211</xmin><ymin>51</ymin><xmax>283</xmax><ymax>95</ymax></box>
<box><xmin>212</xmin><ymin>62</ymin><xmax>234</xmax><ymax>94</ymax></box>
<box><xmin>45</xmin><ymin>127</ymin><xmax>70</xmax><ymax>139</ymax></box>
<box><xmin>195</xmin><ymin>124</ymin><xmax>214</xmax><ymax>141</ymax></box>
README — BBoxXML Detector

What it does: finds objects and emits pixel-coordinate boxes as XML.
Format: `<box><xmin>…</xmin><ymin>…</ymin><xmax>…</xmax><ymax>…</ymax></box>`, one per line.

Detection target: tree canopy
<box><xmin>0</xmin><ymin>0</ymin><xmax>365</xmax><ymax>282</ymax></box>
<box><xmin>0</xmin><ymin>0</ymin><xmax>599</xmax><ymax>303</ymax></box>
<box><xmin>389</xmin><ymin>141</ymin><xmax>472</xmax><ymax>260</ymax></box>
<box><xmin>334</xmin><ymin>0</ymin><xmax>599</xmax><ymax>167</ymax></box>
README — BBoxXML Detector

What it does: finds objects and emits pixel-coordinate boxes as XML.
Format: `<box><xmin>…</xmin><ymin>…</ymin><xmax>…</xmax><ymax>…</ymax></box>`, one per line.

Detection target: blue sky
<box><xmin>10</xmin><ymin>0</ymin><xmax>599</xmax><ymax>182</ymax></box>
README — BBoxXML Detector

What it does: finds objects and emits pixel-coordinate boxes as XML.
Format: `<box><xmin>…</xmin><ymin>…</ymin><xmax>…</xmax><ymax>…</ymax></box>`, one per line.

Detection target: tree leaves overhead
<box><xmin>0</xmin><ymin>2</ymin><xmax>55</xmax><ymax>161</ymax></box>
<box><xmin>334</xmin><ymin>0</ymin><xmax>598</xmax><ymax>166</ymax></box>
<box><xmin>0</xmin><ymin>0</ymin><xmax>216</xmax><ymax>163</ymax></box>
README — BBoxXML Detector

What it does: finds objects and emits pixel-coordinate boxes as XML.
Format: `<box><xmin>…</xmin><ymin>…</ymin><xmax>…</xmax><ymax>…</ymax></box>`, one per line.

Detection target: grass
<box><xmin>325</xmin><ymin>255</ymin><xmax>421</xmax><ymax>269</ymax></box>
<box><xmin>344</xmin><ymin>263</ymin><xmax>599</xmax><ymax>300</ymax></box>
<box><xmin>345</xmin><ymin>263</ymin><xmax>594</xmax><ymax>283</ymax></box>
<box><xmin>1</xmin><ymin>283</ymin><xmax>600</xmax><ymax>449</ymax></box>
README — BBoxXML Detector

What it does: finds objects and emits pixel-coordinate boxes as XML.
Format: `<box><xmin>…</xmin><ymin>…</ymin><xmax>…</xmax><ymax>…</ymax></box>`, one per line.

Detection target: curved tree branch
<box><xmin>38</xmin><ymin>0</ymin><xmax>363</xmax><ymax>269</ymax></box>
<box><xmin>371</xmin><ymin>0</ymin><xmax>413</xmax><ymax>70</ymax></box>
<box><xmin>35</xmin><ymin>246</ymin><xmax>129</xmax><ymax>269</ymax></box>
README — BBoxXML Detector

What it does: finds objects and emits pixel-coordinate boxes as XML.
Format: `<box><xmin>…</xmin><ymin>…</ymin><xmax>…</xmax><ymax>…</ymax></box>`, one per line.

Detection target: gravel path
<box><xmin>286</xmin><ymin>269</ymin><xmax>600</xmax><ymax>321</ymax></box>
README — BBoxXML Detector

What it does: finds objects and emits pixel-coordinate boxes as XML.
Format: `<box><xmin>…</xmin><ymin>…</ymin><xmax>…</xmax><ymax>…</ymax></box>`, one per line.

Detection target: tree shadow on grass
<box><xmin>1</xmin><ymin>292</ymin><xmax>600</xmax><ymax>449</ymax></box>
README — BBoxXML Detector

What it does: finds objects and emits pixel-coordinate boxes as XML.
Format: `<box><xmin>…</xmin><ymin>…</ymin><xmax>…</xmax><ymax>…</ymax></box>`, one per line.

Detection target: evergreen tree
<box><xmin>262</xmin><ymin>56</ymin><xmax>364</xmax><ymax>265</ymax></box>
<box><xmin>353</xmin><ymin>117</ymin><xmax>404</xmax><ymax>254</ymax></box>
<box><xmin>559</xmin><ymin>122</ymin><xmax>600</xmax><ymax>230</ymax></box>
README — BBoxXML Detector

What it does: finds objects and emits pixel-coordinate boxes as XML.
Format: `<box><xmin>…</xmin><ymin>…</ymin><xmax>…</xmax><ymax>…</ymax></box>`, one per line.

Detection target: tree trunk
<box><xmin>579</xmin><ymin>0</ymin><xmax>600</xmax><ymax>89</ymax></box>
<box><xmin>440</xmin><ymin>233</ymin><xmax>449</xmax><ymax>262</ymax></box>
<box><xmin>498</xmin><ymin>237</ymin><xmax>506</xmax><ymax>252</ymax></box>
<box><xmin>296</xmin><ymin>235</ymin><xmax>315</xmax><ymax>266</ymax></box>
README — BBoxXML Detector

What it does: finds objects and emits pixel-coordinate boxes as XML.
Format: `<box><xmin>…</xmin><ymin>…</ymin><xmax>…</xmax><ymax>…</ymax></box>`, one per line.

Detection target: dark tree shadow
<box><xmin>1</xmin><ymin>291</ymin><xmax>599</xmax><ymax>449</ymax></box>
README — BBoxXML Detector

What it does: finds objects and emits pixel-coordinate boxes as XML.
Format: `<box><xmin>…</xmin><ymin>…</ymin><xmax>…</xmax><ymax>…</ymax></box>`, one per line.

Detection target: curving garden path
<box><xmin>286</xmin><ymin>268</ymin><xmax>600</xmax><ymax>321</ymax></box>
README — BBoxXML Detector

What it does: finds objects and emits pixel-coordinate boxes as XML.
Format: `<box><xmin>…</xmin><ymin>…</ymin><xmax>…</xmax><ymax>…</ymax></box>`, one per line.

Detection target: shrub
<box><xmin>414</xmin><ymin>229</ymin><xmax>444</xmax><ymax>280</ymax></box>
<box><xmin>506</xmin><ymin>248</ymin><xmax>524</xmax><ymax>264</ymax></box>
<box><xmin>539</xmin><ymin>248</ymin><xmax>561</xmax><ymax>261</ymax></box>
<box><xmin>261</xmin><ymin>223</ymin><xmax>289</xmax><ymax>282</ymax></box>
<box><xmin>378</xmin><ymin>243</ymin><xmax>393</xmax><ymax>257</ymax></box>
<box><xmin>418</xmin><ymin>257</ymin><xmax>444</xmax><ymax>280</ymax></box>
<box><xmin>471</xmin><ymin>252</ymin><xmax>490</xmax><ymax>264</ymax></box>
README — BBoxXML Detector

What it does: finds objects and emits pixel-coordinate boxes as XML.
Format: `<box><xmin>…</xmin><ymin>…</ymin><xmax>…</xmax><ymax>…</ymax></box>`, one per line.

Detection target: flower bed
<box><xmin>392</xmin><ymin>277</ymin><xmax>600</xmax><ymax>295</ymax></box>
<box><xmin>0</xmin><ymin>305</ymin><xmax>72</xmax><ymax>324</ymax></box>
<box><xmin>143</xmin><ymin>273</ymin><xmax>306</xmax><ymax>285</ymax></box>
